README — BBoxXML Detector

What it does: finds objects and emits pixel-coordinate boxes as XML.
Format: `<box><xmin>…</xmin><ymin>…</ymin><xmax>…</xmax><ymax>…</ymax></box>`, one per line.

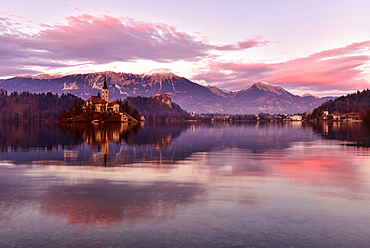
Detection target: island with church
<box><xmin>59</xmin><ymin>77</ymin><xmax>139</xmax><ymax>123</ymax></box>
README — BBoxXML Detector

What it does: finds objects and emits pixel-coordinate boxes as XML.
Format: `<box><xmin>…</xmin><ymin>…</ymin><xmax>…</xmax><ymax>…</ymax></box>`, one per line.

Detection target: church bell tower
<box><xmin>102</xmin><ymin>76</ymin><xmax>109</xmax><ymax>102</ymax></box>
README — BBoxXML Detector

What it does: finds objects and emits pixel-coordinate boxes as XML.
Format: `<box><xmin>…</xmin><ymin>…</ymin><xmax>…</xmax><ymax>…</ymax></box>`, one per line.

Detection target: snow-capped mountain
<box><xmin>142</xmin><ymin>68</ymin><xmax>174</xmax><ymax>76</ymax></box>
<box><xmin>192</xmin><ymin>79</ymin><xmax>210</xmax><ymax>87</ymax></box>
<box><xmin>0</xmin><ymin>71</ymin><xmax>334</xmax><ymax>114</ymax></box>
<box><xmin>250</xmin><ymin>81</ymin><xmax>292</xmax><ymax>95</ymax></box>
<box><xmin>141</xmin><ymin>69</ymin><xmax>177</xmax><ymax>84</ymax></box>
<box><xmin>233</xmin><ymin>81</ymin><xmax>293</xmax><ymax>103</ymax></box>
<box><xmin>302</xmin><ymin>93</ymin><xmax>319</xmax><ymax>99</ymax></box>
<box><xmin>192</xmin><ymin>79</ymin><xmax>232</xmax><ymax>98</ymax></box>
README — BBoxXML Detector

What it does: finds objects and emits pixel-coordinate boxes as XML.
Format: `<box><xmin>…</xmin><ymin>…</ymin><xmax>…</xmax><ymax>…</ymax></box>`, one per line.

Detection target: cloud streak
<box><xmin>192</xmin><ymin>41</ymin><xmax>370</xmax><ymax>94</ymax></box>
<box><xmin>0</xmin><ymin>14</ymin><xmax>268</xmax><ymax>77</ymax></box>
<box><xmin>215</xmin><ymin>37</ymin><xmax>271</xmax><ymax>51</ymax></box>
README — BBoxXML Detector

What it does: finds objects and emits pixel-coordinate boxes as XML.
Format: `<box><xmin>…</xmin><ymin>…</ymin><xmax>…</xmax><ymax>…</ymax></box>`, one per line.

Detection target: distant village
<box><xmin>190</xmin><ymin>111</ymin><xmax>363</xmax><ymax>122</ymax></box>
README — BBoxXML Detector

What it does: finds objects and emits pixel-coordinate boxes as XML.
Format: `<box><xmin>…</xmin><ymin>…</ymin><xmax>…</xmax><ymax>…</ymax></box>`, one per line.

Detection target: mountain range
<box><xmin>0</xmin><ymin>71</ymin><xmax>334</xmax><ymax>114</ymax></box>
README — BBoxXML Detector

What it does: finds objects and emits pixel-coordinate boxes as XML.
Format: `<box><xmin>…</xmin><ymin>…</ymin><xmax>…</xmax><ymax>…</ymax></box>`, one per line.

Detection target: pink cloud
<box><xmin>215</xmin><ymin>37</ymin><xmax>270</xmax><ymax>51</ymax></box>
<box><xmin>237</xmin><ymin>37</ymin><xmax>271</xmax><ymax>49</ymax></box>
<box><xmin>192</xmin><ymin>61</ymin><xmax>274</xmax><ymax>89</ymax></box>
<box><xmin>193</xmin><ymin>41</ymin><xmax>370</xmax><ymax>93</ymax></box>
<box><xmin>310</xmin><ymin>41</ymin><xmax>370</xmax><ymax>59</ymax></box>
<box><xmin>267</xmin><ymin>56</ymin><xmax>368</xmax><ymax>88</ymax></box>
<box><xmin>265</xmin><ymin>41</ymin><xmax>370</xmax><ymax>91</ymax></box>
<box><xmin>0</xmin><ymin>14</ymin><xmax>265</xmax><ymax>77</ymax></box>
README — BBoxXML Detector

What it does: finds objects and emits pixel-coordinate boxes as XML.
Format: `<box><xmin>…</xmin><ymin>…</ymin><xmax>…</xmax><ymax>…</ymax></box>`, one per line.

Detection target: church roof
<box><xmin>86</xmin><ymin>96</ymin><xmax>101</xmax><ymax>103</ymax></box>
<box><xmin>108</xmin><ymin>102</ymin><xmax>119</xmax><ymax>106</ymax></box>
<box><xmin>96</xmin><ymin>99</ymin><xmax>107</xmax><ymax>104</ymax></box>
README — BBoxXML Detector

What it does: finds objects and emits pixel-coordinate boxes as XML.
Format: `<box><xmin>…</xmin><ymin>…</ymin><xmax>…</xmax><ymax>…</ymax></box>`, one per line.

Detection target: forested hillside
<box><xmin>120</xmin><ymin>94</ymin><xmax>190</xmax><ymax>120</ymax></box>
<box><xmin>0</xmin><ymin>89</ymin><xmax>83</xmax><ymax>122</ymax></box>
<box><xmin>310</xmin><ymin>89</ymin><xmax>370</xmax><ymax>119</ymax></box>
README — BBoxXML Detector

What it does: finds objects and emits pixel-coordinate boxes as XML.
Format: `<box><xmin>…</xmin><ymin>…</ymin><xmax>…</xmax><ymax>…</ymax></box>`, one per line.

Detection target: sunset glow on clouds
<box><xmin>0</xmin><ymin>15</ymin><xmax>268</xmax><ymax>76</ymax></box>
<box><xmin>193</xmin><ymin>41</ymin><xmax>370</xmax><ymax>95</ymax></box>
<box><xmin>1</xmin><ymin>0</ymin><xmax>370</xmax><ymax>96</ymax></box>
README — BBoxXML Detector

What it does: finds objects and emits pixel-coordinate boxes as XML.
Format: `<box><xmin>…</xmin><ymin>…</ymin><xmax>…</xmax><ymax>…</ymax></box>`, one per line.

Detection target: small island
<box><xmin>60</xmin><ymin>77</ymin><xmax>139</xmax><ymax>124</ymax></box>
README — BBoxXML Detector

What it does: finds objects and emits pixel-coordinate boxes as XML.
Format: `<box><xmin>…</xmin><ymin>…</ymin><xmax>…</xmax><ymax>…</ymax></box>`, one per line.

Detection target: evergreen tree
<box><xmin>0</xmin><ymin>89</ymin><xmax>82</xmax><ymax>122</ymax></box>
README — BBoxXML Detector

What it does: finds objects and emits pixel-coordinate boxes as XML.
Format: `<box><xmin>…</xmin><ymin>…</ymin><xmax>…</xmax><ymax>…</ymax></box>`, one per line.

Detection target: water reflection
<box><xmin>41</xmin><ymin>180</ymin><xmax>204</xmax><ymax>226</ymax></box>
<box><xmin>311</xmin><ymin>121</ymin><xmax>370</xmax><ymax>148</ymax></box>
<box><xmin>0</xmin><ymin>122</ymin><xmax>323</xmax><ymax>166</ymax></box>
<box><xmin>1</xmin><ymin>122</ymin><xmax>370</xmax><ymax>247</ymax></box>
<box><xmin>0</xmin><ymin>122</ymin><xmax>83</xmax><ymax>151</ymax></box>
<box><xmin>1</xmin><ymin>122</ymin><xmax>369</xmax><ymax>168</ymax></box>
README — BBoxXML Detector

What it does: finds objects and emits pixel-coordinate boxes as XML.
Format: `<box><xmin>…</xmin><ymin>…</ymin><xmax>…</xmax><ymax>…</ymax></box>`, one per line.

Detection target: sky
<box><xmin>1</xmin><ymin>0</ymin><xmax>370</xmax><ymax>96</ymax></box>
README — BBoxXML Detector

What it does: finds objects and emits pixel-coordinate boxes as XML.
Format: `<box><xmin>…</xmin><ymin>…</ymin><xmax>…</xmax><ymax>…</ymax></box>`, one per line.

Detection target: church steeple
<box><xmin>102</xmin><ymin>76</ymin><xmax>108</xmax><ymax>90</ymax></box>
<box><xmin>102</xmin><ymin>76</ymin><xmax>109</xmax><ymax>102</ymax></box>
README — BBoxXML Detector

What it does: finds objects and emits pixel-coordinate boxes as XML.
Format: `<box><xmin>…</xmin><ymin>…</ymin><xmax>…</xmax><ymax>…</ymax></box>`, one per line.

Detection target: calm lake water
<box><xmin>1</xmin><ymin>121</ymin><xmax>370</xmax><ymax>247</ymax></box>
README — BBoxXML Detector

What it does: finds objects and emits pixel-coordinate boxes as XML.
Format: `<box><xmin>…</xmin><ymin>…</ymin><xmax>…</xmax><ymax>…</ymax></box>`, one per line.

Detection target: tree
<box><xmin>0</xmin><ymin>91</ymin><xmax>82</xmax><ymax>122</ymax></box>
<box><xmin>131</xmin><ymin>108</ymin><xmax>140</xmax><ymax>120</ymax></box>
<box><xmin>362</xmin><ymin>108</ymin><xmax>370</xmax><ymax>124</ymax></box>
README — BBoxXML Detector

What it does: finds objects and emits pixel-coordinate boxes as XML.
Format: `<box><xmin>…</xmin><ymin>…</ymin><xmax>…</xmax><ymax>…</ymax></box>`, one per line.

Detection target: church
<box><xmin>84</xmin><ymin>77</ymin><xmax>120</xmax><ymax>113</ymax></box>
<box><xmin>83</xmin><ymin>77</ymin><xmax>138</xmax><ymax>123</ymax></box>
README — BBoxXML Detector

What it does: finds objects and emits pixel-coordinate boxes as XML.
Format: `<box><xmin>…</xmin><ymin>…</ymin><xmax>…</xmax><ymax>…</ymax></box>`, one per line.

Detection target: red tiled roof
<box><xmin>108</xmin><ymin>102</ymin><xmax>119</xmax><ymax>106</ymax></box>
<box><xmin>96</xmin><ymin>99</ymin><xmax>107</xmax><ymax>104</ymax></box>
<box><xmin>86</xmin><ymin>96</ymin><xmax>102</xmax><ymax>103</ymax></box>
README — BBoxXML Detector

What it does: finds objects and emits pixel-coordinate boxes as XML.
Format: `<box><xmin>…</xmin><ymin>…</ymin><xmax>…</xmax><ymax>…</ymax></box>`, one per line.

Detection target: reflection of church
<box><xmin>82</xmin><ymin>123</ymin><xmax>137</xmax><ymax>166</ymax></box>
<box><xmin>79</xmin><ymin>123</ymin><xmax>179</xmax><ymax>167</ymax></box>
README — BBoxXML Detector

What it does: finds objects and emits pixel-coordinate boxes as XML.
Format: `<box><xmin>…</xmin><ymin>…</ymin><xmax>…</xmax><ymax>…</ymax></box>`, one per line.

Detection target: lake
<box><xmin>0</xmin><ymin>121</ymin><xmax>370</xmax><ymax>247</ymax></box>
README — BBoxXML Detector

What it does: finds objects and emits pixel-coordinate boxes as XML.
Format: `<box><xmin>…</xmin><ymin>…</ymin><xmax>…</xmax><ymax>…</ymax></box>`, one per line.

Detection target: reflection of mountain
<box><xmin>123</xmin><ymin>123</ymin><xmax>190</xmax><ymax>147</ymax></box>
<box><xmin>99</xmin><ymin>122</ymin><xmax>320</xmax><ymax>166</ymax></box>
<box><xmin>0</xmin><ymin>122</ymin><xmax>324</xmax><ymax>166</ymax></box>
<box><xmin>0</xmin><ymin>167</ymin><xmax>204</xmax><ymax>228</ymax></box>
<box><xmin>41</xmin><ymin>180</ymin><xmax>204</xmax><ymax>226</ymax></box>
<box><xmin>311</xmin><ymin>122</ymin><xmax>370</xmax><ymax>147</ymax></box>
